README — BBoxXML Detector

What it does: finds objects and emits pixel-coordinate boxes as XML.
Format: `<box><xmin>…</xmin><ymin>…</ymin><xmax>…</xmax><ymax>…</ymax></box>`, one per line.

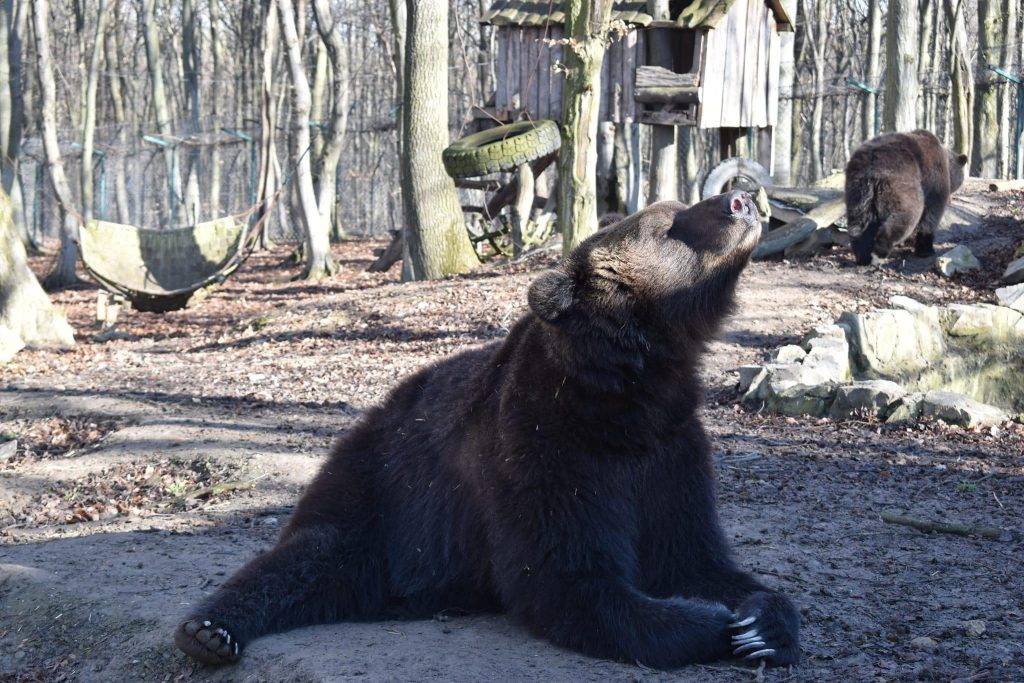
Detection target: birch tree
<box><xmin>558</xmin><ymin>0</ymin><xmax>615</xmax><ymax>254</ymax></box>
<box><xmin>399</xmin><ymin>0</ymin><xmax>478</xmax><ymax>280</ymax></box>
<box><xmin>882</xmin><ymin>0</ymin><xmax>919</xmax><ymax>133</ymax></box>
<box><xmin>0</xmin><ymin>0</ymin><xmax>28</xmax><ymax>246</ymax></box>
<box><xmin>945</xmin><ymin>0</ymin><xmax>974</xmax><ymax>162</ymax></box>
<box><xmin>312</xmin><ymin>0</ymin><xmax>350</xmax><ymax>235</ymax></box>
<box><xmin>862</xmin><ymin>0</ymin><xmax>881</xmax><ymax>139</ymax></box>
<box><xmin>277</xmin><ymin>0</ymin><xmax>338</xmax><ymax>280</ymax></box>
<box><xmin>33</xmin><ymin>0</ymin><xmax>81</xmax><ymax>289</ymax></box>
<box><xmin>80</xmin><ymin>0</ymin><xmax>106</xmax><ymax>222</ymax></box>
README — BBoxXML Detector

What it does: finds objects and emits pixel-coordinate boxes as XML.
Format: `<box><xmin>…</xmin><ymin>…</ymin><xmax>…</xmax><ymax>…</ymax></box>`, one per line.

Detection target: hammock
<box><xmin>79</xmin><ymin>215</ymin><xmax>254</xmax><ymax>312</ymax></box>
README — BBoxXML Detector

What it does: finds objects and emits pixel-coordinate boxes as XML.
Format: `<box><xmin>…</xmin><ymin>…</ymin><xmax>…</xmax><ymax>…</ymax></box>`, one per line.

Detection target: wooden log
<box><xmin>880</xmin><ymin>510</ymin><xmax>1012</xmax><ymax>542</ymax></box>
<box><xmin>751</xmin><ymin>217</ymin><xmax>816</xmax><ymax>259</ymax></box>
<box><xmin>635</xmin><ymin>86</ymin><xmax>700</xmax><ymax>105</ymax></box>
<box><xmin>367</xmin><ymin>229</ymin><xmax>403</xmax><ymax>272</ymax></box>
<box><xmin>766</xmin><ymin>186</ymin><xmax>843</xmax><ymax>211</ymax></box>
<box><xmin>639</xmin><ymin>108</ymin><xmax>697</xmax><ymax>126</ymax></box>
<box><xmin>635</xmin><ymin>65</ymin><xmax>700</xmax><ymax>88</ymax></box>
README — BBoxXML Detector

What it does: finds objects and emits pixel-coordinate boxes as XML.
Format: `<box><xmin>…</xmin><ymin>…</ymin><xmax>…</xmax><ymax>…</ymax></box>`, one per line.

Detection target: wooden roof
<box><xmin>481</xmin><ymin>1</ymin><xmax>793</xmax><ymax>31</ymax></box>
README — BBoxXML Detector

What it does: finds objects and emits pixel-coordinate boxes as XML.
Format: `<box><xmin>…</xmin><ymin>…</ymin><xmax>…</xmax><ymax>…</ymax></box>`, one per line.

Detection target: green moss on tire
<box><xmin>443</xmin><ymin>120</ymin><xmax>561</xmax><ymax>179</ymax></box>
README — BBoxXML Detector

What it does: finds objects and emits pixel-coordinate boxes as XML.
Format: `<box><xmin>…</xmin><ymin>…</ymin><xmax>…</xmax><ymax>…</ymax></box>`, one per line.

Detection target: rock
<box><xmin>1002</xmin><ymin>254</ymin><xmax>1024</xmax><ymax>286</ymax></box>
<box><xmin>765</xmin><ymin>383</ymin><xmax>835</xmax><ymax>418</ymax></box>
<box><xmin>935</xmin><ymin>245</ymin><xmax>980</xmax><ymax>276</ymax></box>
<box><xmin>829</xmin><ymin>380</ymin><xmax>906</xmax><ymax>420</ymax></box>
<box><xmin>840</xmin><ymin>308</ymin><xmax>945</xmax><ymax>376</ymax></box>
<box><xmin>800</xmin><ymin>323</ymin><xmax>848</xmax><ymax>346</ymax></box>
<box><xmin>773</xmin><ymin>345</ymin><xmax>807</xmax><ymax>363</ymax></box>
<box><xmin>737</xmin><ymin>365</ymin><xmax>765</xmax><ymax>394</ymax></box>
<box><xmin>962</xmin><ymin>620</ymin><xmax>986</xmax><ymax>637</ymax></box>
<box><xmin>743</xmin><ymin>363</ymin><xmax>838</xmax><ymax>417</ymax></box>
<box><xmin>921</xmin><ymin>391</ymin><xmax>1007</xmax><ymax>428</ymax></box>
<box><xmin>0</xmin><ymin>439</ymin><xmax>17</xmax><ymax>462</ymax></box>
<box><xmin>0</xmin><ymin>325</ymin><xmax>25</xmax><ymax>364</ymax></box>
<box><xmin>910</xmin><ymin>636</ymin><xmax>938</xmax><ymax>651</ymax></box>
<box><xmin>886</xmin><ymin>393</ymin><xmax>926</xmax><ymax>423</ymax></box>
<box><xmin>889</xmin><ymin>295</ymin><xmax>927</xmax><ymax>313</ymax></box>
<box><xmin>995</xmin><ymin>283</ymin><xmax>1024</xmax><ymax>313</ymax></box>
<box><xmin>803</xmin><ymin>336</ymin><xmax>851</xmax><ymax>383</ymax></box>
<box><xmin>752</xmin><ymin>218</ymin><xmax>817</xmax><ymax>260</ymax></box>
<box><xmin>941</xmin><ymin>303</ymin><xmax>1024</xmax><ymax>340</ymax></box>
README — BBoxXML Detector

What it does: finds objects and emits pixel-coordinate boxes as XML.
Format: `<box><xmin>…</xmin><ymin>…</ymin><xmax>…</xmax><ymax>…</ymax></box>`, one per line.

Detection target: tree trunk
<box><xmin>882</xmin><ymin>0</ymin><xmax>919</xmax><ymax>133</ymax></box>
<box><xmin>140</xmin><ymin>0</ymin><xmax>183</xmax><ymax>227</ymax></box>
<box><xmin>646</xmin><ymin>0</ymin><xmax>677</xmax><ymax>204</ymax></box>
<box><xmin>773</xmin><ymin>0</ymin><xmax>797</xmax><ymax>185</ymax></box>
<box><xmin>33</xmin><ymin>0</ymin><xmax>81</xmax><ymax>289</ymax></box>
<box><xmin>945</xmin><ymin>0</ymin><xmax>974</xmax><ymax>163</ymax></box>
<box><xmin>399</xmin><ymin>0</ymin><xmax>478</xmax><ymax>281</ymax></box>
<box><xmin>312</xmin><ymin>0</ymin><xmax>350</xmax><ymax>236</ymax></box>
<box><xmin>254</xmin><ymin>0</ymin><xmax>279</xmax><ymax>247</ymax></box>
<box><xmin>558</xmin><ymin>0</ymin><xmax>615</xmax><ymax>255</ymax></box>
<box><xmin>0</xmin><ymin>189</ymin><xmax>74</xmax><ymax>355</ymax></box>
<box><xmin>997</xmin><ymin>0</ymin><xmax>1017</xmax><ymax>178</ymax></box>
<box><xmin>277</xmin><ymin>0</ymin><xmax>338</xmax><ymax>280</ymax></box>
<box><xmin>864</xmin><ymin>0</ymin><xmax>880</xmax><ymax>139</ymax></box>
<box><xmin>208</xmin><ymin>0</ymin><xmax>225</xmax><ymax>215</ymax></box>
<box><xmin>973</xmin><ymin>0</ymin><xmax>1001</xmax><ymax>177</ymax></box>
<box><xmin>0</xmin><ymin>0</ymin><xmax>29</xmax><ymax>246</ymax></box>
<box><xmin>916</xmin><ymin>0</ymin><xmax>935</xmax><ymax>130</ymax></box>
<box><xmin>807</xmin><ymin>0</ymin><xmax>827</xmax><ymax>180</ymax></box>
<box><xmin>80</xmin><ymin>0</ymin><xmax>106</xmax><ymax>223</ymax></box>
<box><xmin>182</xmin><ymin>0</ymin><xmax>202</xmax><ymax>224</ymax></box>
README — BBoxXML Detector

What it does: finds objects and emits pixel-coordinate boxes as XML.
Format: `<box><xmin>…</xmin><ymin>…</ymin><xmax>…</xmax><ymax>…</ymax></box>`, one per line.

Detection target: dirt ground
<box><xmin>2</xmin><ymin>185</ymin><xmax>1023</xmax><ymax>682</ymax></box>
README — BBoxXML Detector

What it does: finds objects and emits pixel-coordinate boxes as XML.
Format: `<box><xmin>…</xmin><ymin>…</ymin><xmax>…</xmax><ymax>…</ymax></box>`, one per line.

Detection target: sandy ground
<box><xmin>2</xmin><ymin>186</ymin><xmax>1023</xmax><ymax>682</ymax></box>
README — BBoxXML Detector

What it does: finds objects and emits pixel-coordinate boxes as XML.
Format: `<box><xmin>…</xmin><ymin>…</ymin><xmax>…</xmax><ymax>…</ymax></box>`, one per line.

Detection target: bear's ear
<box><xmin>528</xmin><ymin>268</ymin><xmax>575</xmax><ymax>323</ymax></box>
<box><xmin>956</xmin><ymin>153</ymin><xmax>968</xmax><ymax>166</ymax></box>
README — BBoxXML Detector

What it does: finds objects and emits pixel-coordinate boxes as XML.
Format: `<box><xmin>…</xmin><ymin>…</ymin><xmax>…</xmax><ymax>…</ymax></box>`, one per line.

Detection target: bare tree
<box><xmin>807</xmin><ymin>0</ymin><xmax>828</xmax><ymax>179</ymax></box>
<box><xmin>997</xmin><ymin>0</ymin><xmax>1017</xmax><ymax>177</ymax></box>
<box><xmin>33</xmin><ymin>0</ymin><xmax>81</xmax><ymax>289</ymax></box>
<box><xmin>0</xmin><ymin>189</ymin><xmax>73</xmax><ymax>355</ymax></box>
<box><xmin>80</xmin><ymin>0</ymin><xmax>106</xmax><ymax>222</ymax></box>
<box><xmin>774</xmin><ymin>0</ymin><xmax>798</xmax><ymax>185</ymax></box>
<box><xmin>182</xmin><ymin>0</ymin><xmax>202</xmax><ymax>224</ymax></box>
<box><xmin>104</xmin><ymin>5</ymin><xmax>131</xmax><ymax>224</ymax></box>
<box><xmin>0</xmin><ymin>0</ymin><xmax>29</xmax><ymax>246</ymax></box>
<box><xmin>945</xmin><ymin>0</ymin><xmax>974</xmax><ymax>162</ymax></box>
<box><xmin>973</xmin><ymin>0</ymin><xmax>1002</xmax><ymax>177</ymax></box>
<box><xmin>277</xmin><ymin>0</ymin><xmax>338</xmax><ymax>280</ymax></box>
<box><xmin>312</xmin><ymin>0</ymin><xmax>350</xmax><ymax>235</ymax></box>
<box><xmin>882</xmin><ymin>0</ymin><xmax>919</xmax><ymax>132</ymax></box>
<box><xmin>558</xmin><ymin>0</ymin><xmax>615</xmax><ymax>254</ymax></box>
<box><xmin>862</xmin><ymin>0</ymin><xmax>881</xmax><ymax>139</ymax></box>
<box><xmin>399</xmin><ymin>0</ymin><xmax>478</xmax><ymax>280</ymax></box>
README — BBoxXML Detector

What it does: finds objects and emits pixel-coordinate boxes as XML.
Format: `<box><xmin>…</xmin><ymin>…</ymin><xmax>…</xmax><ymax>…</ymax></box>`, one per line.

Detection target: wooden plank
<box><xmin>537</xmin><ymin>32</ymin><xmax>550</xmax><ymax>119</ymax></box>
<box><xmin>751</xmin><ymin>4</ymin><xmax>771</xmax><ymax>127</ymax></box>
<box><xmin>767</xmin><ymin>20</ymin><xmax>780</xmax><ymax>127</ymax></box>
<box><xmin>550</xmin><ymin>27</ymin><xmax>563</xmax><ymax>119</ymax></box>
<box><xmin>496</xmin><ymin>31</ymin><xmax>508</xmax><ymax>109</ymax></box>
<box><xmin>598</xmin><ymin>32</ymin><xmax>612</xmax><ymax>123</ymax></box>
<box><xmin>636</xmin><ymin>87</ymin><xmax>700</xmax><ymax>104</ymax></box>
<box><xmin>519</xmin><ymin>28</ymin><xmax>531</xmax><ymax>113</ymax></box>
<box><xmin>635</xmin><ymin>66</ymin><xmax>700</xmax><ymax>88</ymax></box>
<box><xmin>640</xmin><ymin>108</ymin><xmax>697</xmax><ymax>126</ymax></box>
<box><xmin>699</xmin><ymin>27</ymin><xmax>725</xmax><ymax>127</ymax></box>
<box><xmin>739</xmin><ymin>0</ymin><xmax>760</xmax><ymax>126</ymax></box>
<box><xmin>719</xmin><ymin>0</ymin><xmax>748</xmax><ymax>127</ymax></box>
<box><xmin>506</xmin><ymin>29</ymin><xmax>517</xmax><ymax>111</ymax></box>
<box><xmin>622</xmin><ymin>29</ymin><xmax>638</xmax><ymax>122</ymax></box>
<box><xmin>605</xmin><ymin>33</ymin><xmax>621</xmax><ymax>123</ymax></box>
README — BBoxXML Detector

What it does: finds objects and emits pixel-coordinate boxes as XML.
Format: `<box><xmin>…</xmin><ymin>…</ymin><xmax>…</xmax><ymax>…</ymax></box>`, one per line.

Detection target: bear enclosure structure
<box><xmin>478</xmin><ymin>0</ymin><xmax>794</xmax><ymax>204</ymax></box>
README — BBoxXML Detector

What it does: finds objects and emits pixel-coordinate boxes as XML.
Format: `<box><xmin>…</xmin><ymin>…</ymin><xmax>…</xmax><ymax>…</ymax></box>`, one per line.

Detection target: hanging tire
<box><xmin>701</xmin><ymin>157</ymin><xmax>773</xmax><ymax>200</ymax></box>
<box><xmin>443</xmin><ymin>120</ymin><xmax>561</xmax><ymax>179</ymax></box>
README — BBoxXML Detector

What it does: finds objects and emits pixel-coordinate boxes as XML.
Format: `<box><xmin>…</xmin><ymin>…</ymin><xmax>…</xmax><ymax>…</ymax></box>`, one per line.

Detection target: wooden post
<box><xmin>645</xmin><ymin>2</ymin><xmax>677</xmax><ymax>204</ymax></box>
<box><xmin>510</xmin><ymin>163</ymin><xmax>535</xmax><ymax>258</ymax></box>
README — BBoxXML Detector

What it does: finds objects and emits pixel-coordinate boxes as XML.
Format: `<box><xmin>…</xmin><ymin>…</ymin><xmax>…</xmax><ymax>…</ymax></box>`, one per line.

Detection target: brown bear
<box><xmin>845</xmin><ymin>129</ymin><xmax>967</xmax><ymax>265</ymax></box>
<box><xmin>173</xmin><ymin>193</ymin><xmax>800</xmax><ymax>669</ymax></box>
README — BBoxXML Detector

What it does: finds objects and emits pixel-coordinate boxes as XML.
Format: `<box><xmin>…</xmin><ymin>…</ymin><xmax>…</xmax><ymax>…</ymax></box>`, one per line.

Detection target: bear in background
<box><xmin>174</xmin><ymin>193</ymin><xmax>800</xmax><ymax>670</ymax></box>
<box><xmin>845</xmin><ymin>129</ymin><xmax>967</xmax><ymax>265</ymax></box>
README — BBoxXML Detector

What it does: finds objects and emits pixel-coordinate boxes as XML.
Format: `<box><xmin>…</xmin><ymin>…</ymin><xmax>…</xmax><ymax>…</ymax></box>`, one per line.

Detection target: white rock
<box><xmin>942</xmin><ymin>303</ymin><xmax>1024</xmax><ymax>340</ymax></box>
<box><xmin>921</xmin><ymin>391</ymin><xmax>1007</xmax><ymax>428</ymax></box>
<box><xmin>886</xmin><ymin>393</ymin><xmax>927</xmax><ymax>423</ymax></box>
<box><xmin>840</xmin><ymin>309</ymin><xmax>945</xmax><ymax>376</ymax></box>
<box><xmin>773</xmin><ymin>345</ymin><xmax>807</xmax><ymax>363</ymax></box>
<box><xmin>935</xmin><ymin>245</ymin><xmax>980</xmax><ymax>277</ymax></box>
<box><xmin>889</xmin><ymin>295</ymin><xmax>928</xmax><ymax>312</ymax></box>
<box><xmin>995</xmin><ymin>283</ymin><xmax>1024</xmax><ymax>313</ymax></box>
<box><xmin>737</xmin><ymin>365</ymin><xmax>765</xmax><ymax>393</ymax></box>
<box><xmin>829</xmin><ymin>380</ymin><xmax>906</xmax><ymax>419</ymax></box>
<box><xmin>1002</xmin><ymin>254</ymin><xmax>1024</xmax><ymax>285</ymax></box>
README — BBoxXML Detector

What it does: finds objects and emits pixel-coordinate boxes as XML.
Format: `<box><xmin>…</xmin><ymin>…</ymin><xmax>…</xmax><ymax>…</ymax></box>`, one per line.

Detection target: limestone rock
<box><xmin>840</xmin><ymin>308</ymin><xmax>945</xmax><ymax>377</ymax></box>
<box><xmin>921</xmin><ymin>391</ymin><xmax>1007</xmax><ymax>428</ymax></box>
<box><xmin>737</xmin><ymin>365</ymin><xmax>765</xmax><ymax>394</ymax></box>
<box><xmin>800</xmin><ymin>323</ymin><xmax>848</xmax><ymax>346</ymax></box>
<box><xmin>962</xmin><ymin>620</ymin><xmax>987</xmax><ymax>637</ymax></box>
<box><xmin>994</xmin><ymin>283</ymin><xmax>1024</xmax><ymax>313</ymax></box>
<box><xmin>1002</xmin><ymin>254</ymin><xmax>1024</xmax><ymax>286</ymax></box>
<box><xmin>910</xmin><ymin>636</ymin><xmax>938</xmax><ymax>651</ymax></box>
<box><xmin>941</xmin><ymin>303</ymin><xmax>1024</xmax><ymax>340</ymax></box>
<box><xmin>886</xmin><ymin>393</ymin><xmax>926</xmax><ymax>423</ymax></box>
<box><xmin>0</xmin><ymin>325</ymin><xmax>25</xmax><ymax>364</ymax></box>
<box><xmin>803</xmin><ymin>336</ymin><xmax>851</xmax><ymax>383</ymax></box>
<box><xmin>935</xmin><ymin>245</ymin><xmax>980</xmax><ymax>277</ymax></box>
<box><xmin>773</xmin><ymin>345</ymin><xmax>807</xmax><ymax>363</ymax></box>
<box><xmin>829</xmin><ymin>380</ymin><xmax>906</xmax><ymax>420</ymax></box>
<box><xmin>764</xmin><ymin>382</ymin><xmax>836</xmax><ymax>418</ymax></box>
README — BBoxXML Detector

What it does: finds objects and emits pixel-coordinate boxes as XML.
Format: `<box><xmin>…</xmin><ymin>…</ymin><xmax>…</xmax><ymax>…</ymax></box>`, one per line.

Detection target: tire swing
<box><xmin>701</xmin><ymin>157</ymin><xmax>773</xmax><ymax>200</ymax></box>
<box><xmin>442</xmin><ymin>120</ymin><xmax>560</xmax><ymax>257</ymax></box>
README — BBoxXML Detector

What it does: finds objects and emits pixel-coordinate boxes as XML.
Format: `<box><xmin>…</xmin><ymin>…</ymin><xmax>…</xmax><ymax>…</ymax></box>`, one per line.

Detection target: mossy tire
<box><xmin>443</xmin><ymin>120</ymin><xmax>561</xmax><ymax>179</ymax></box>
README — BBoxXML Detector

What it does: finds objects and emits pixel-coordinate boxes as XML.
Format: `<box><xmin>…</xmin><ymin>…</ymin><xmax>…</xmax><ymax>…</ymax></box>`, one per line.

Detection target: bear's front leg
<box><xmin>728</xmin><ymin>589</ymin><xmax>801</xmax><ymax>666</ymax></box>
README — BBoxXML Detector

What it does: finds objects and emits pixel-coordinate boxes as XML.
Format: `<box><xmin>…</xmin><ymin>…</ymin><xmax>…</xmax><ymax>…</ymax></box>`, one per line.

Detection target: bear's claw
<box><xmin>730</xmin><ymin>617</ymin><xmax>776</xmax><ymax>661</ymax></box>
<box><xmin>175</xmin><ymin>619</ymin><xmax>241</xmax><ymax>665</ymax></box>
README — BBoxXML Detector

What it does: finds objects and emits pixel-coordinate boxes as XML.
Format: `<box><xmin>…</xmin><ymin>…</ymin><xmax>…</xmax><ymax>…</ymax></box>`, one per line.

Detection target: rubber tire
<box><xmin>701</xmin><ymin>157</ymin><xmax>773</xmax><ymax>200</ymax></box>
<box><xmin>443</xmin><ymin>120</ymin><xmax>561</xmax><ymax>179</ymax></box>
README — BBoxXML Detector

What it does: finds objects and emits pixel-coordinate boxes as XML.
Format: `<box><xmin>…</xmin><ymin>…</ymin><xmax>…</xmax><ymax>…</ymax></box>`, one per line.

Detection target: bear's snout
<box><xmin>728</xmin><ymin>191</ymin><xmax>756</xmax><ymax>219</ymax></box>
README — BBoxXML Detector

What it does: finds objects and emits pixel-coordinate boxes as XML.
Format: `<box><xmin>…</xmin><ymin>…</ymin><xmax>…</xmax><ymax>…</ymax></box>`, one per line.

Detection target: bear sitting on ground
<box><xmin>845</xmin><ymin>129</ymin><xmax>967</xmax><ymax>265</ymax></box>
<box><xmin>174</xmin><ymin>193</ymin><xmax>801</xmax><ymax>669</ymax></box>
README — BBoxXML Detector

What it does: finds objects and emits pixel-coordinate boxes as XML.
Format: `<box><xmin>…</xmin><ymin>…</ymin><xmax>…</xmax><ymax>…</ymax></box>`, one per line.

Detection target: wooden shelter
<box><xmin>480</xmin><ymin>0</ymin><xmax>792</xmax><ymax>131</ymax></box>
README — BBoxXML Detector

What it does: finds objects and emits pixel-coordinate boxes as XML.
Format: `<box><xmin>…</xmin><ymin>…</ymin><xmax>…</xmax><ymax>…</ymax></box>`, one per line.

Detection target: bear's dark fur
<box><xmin>174</xmin><ymin>193</ymin><xmax>800</xmax><ymax>669</ymax></box>
<box><xmin>845</xmin><ymin>129</ymin><xmax>967</xmax><ymax>265</ymax></box>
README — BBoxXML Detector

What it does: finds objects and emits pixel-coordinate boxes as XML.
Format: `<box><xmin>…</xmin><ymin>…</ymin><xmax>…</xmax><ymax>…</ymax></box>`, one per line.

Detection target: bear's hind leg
<box><xmin>175</xmin><ymin>523</ymin><xmax>385</xmax><ymax>665</ymax></box>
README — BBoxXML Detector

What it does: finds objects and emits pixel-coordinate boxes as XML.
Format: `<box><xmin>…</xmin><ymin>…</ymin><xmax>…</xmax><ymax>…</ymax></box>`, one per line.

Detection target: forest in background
<box><xmin>0</xmin><ymin>0</ymin><xmax>1021</xmax><ymax>248</ymax></box>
